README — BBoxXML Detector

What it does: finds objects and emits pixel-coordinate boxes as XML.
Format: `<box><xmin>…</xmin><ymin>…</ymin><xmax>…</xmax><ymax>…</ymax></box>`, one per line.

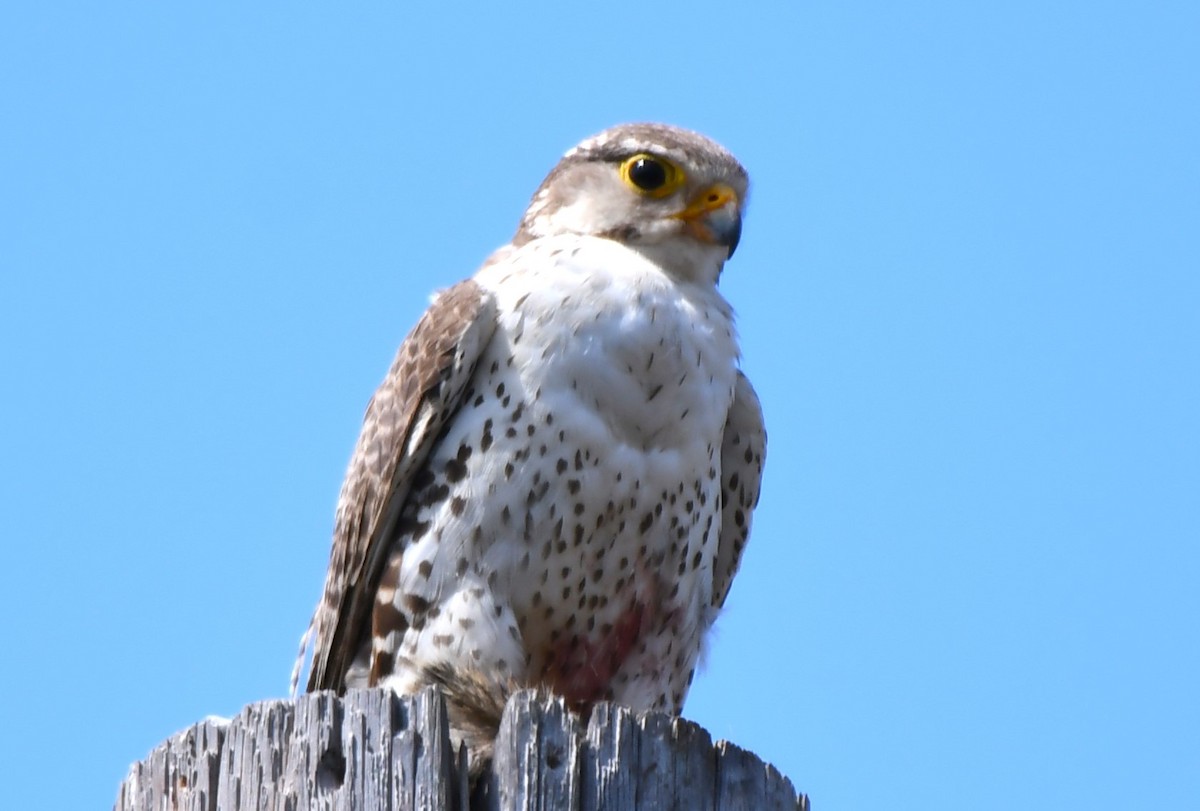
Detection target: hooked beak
<box><xmin>674</xmin><ymin>183</ymin><xmax>742</xmax><ymax>259</ymax></box>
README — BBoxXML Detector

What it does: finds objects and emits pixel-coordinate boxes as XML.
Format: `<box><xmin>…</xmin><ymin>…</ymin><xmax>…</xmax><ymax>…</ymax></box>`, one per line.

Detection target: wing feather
<box><xmin>300</xmin><ymin>279</ymin><xmax>497</xmax><ymax>692</ymax></box>
<box><xmin>712</xmin><ymin>371</ymin><xmax>767</xmax><ymax>610</ymax></box>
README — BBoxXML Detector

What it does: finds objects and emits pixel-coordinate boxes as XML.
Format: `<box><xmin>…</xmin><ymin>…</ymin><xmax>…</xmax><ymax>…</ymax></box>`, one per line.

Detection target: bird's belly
<box><xmin>498</xmin><ymin>426</ymin><xmax>724</xmax><ymax>710</ymax></box>
<box><xmin>398</xmin><ymin>384</ymin><xmax>724</xmax><ymax>712</ymax></box>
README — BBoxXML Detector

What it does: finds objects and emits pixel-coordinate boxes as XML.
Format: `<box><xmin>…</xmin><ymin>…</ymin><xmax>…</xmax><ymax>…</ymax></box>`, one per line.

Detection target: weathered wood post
<box><xmin>116</xmin><ymin>687</ymin><xmax>808</xmax><ymax>811</ymax></box>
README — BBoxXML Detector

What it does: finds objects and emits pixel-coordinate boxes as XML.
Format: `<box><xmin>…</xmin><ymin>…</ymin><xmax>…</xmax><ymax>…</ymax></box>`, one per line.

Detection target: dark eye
<box><xmin>619</xmin><ymin>153</ymin><xmax>684</xmax><ymax>197</ymax></box>
<box><xmin>627</xmin><ymin>157</ymin><xmax>668</xmax><ymax>191</ymax></box>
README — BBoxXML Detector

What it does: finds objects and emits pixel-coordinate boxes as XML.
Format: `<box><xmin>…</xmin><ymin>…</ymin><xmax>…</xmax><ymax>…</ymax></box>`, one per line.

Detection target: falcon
<box><xmin>295</xmin><ymin>123</ymin><xmax>766</xmax><ymax>767</ymax></box>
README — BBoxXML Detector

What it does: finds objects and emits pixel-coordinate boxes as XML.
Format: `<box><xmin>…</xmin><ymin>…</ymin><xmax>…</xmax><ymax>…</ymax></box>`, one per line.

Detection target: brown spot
<box><xmin>419</xmin><ymin>483</ymin><xmax>450</xmax><ymax>507</ymax></box>
<box><xmin>404</xmin><ymin>594</ymin><xmax>431</xmax><ymax>614</ymax></box>
<box><xmin>369</xmin><ymin>650</ymin><xmax>395</xmax><ymax>684</ymax></box>
<box><xmin>445</xmin><ymin>457</ymin><xmax>468</xmax><ymax>483</ymax></box>
<box><xmin>399</xmin><ymin>517</ymin><xmax>431</xmax><ymax>541</ymax></box>
<box><xmin>373</xmin><ymin>599</ymin><xmax>409</xmax><ymax>638</ymax></box>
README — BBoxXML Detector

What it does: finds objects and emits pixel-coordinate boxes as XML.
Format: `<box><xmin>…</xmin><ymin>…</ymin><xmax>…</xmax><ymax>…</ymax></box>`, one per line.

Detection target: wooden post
<box><xmin>115</xmin><ymin>687</ymin><xmax>808</xmax><ymax>811</ymax></box>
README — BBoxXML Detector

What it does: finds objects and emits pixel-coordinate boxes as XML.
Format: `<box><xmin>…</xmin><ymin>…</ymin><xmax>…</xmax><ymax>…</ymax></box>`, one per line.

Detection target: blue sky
<box><xmin>2</xmin><ymin>3</ymin><xmax>1198</xmax><ymax>809</ymax></box>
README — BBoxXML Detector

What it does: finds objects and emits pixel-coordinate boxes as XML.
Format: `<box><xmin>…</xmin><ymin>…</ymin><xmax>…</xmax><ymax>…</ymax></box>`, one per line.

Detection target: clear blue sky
<box><xmin>2</xmin><ymin>3</ymin><xmax>1197</xmax><ymax>809</ymax></box>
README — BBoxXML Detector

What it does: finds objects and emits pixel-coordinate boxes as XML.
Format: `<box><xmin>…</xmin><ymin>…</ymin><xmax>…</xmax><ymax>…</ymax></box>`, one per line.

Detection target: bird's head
<box><xmin>514</xmin><ymin>123</ymin><xmax>749</xmax><ymax>285</ymax></box>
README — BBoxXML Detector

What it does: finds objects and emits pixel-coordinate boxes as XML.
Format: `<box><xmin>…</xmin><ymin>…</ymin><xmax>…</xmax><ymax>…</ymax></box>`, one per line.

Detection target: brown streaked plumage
<box><xmin>303</xmin><ymin>280</ymin><xmax>497</xmax><ymax>692</ymax></box>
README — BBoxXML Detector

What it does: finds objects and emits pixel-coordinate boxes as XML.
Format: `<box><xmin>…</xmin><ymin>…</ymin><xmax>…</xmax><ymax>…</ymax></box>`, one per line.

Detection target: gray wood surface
<box><xmin>116</xmin><ymin>688</ymin><xmax>808</xmax><ymax>811</ymax></box>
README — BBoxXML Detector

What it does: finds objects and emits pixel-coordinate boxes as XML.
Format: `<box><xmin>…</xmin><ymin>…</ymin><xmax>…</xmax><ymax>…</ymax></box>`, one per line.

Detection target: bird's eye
<box><xmin>620</xmin><ymin>154</ymin><xmax>684</xmax><ymax>197</ymax></box>
<box><xmin>627</xmin><ymin>157</ymin><xmax>667</xmax><ymax>190</ymax></box>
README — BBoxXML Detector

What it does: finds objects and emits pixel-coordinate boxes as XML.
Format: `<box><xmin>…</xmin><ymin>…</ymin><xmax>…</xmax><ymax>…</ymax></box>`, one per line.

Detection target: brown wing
<box><xmin>712</xmin><ymin>371</ymin><xmax>767</xmax><ymax>610</ymax></box>
<box><xmin>302</xmin><ymin>279</ymin><xmax>497</xmax><ymax>692</ymax></box>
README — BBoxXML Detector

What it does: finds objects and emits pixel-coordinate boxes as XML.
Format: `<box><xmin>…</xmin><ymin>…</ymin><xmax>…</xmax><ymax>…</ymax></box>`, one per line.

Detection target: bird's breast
<box><xmin>476</xmin><ymin>237</ymin><xmax>739</xmax><ymax>451</ymax></box>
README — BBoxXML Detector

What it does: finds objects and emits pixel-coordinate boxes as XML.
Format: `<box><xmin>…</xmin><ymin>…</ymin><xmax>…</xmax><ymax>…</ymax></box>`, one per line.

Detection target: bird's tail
<box><xmin>419</xmin><ymin>663</ymin><xmax>523</xmax><ymax>779</ymax></box>
<box><xmin>289</xmin><ymin>618</ymin><xmax>315</xmax><ymax>698</ymax></box>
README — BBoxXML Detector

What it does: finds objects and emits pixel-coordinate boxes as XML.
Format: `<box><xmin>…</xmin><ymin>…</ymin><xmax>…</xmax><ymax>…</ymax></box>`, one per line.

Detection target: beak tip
<box><xmin>704</xmin><ymin>208</ymin><xmax>741</xmax><ymax>260</ymax></box>
<box><xmin>723</xmin><ymin>217</ymin><xmax>742</xmax><ymax>259</ymax></box>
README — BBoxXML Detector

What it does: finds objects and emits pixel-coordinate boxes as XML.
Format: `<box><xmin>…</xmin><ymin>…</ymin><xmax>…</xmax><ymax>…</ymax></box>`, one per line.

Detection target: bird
<box><xmin>293</xmin><ymin>122</ymin><xmax>767</xmax><ymax>772</ymax></box>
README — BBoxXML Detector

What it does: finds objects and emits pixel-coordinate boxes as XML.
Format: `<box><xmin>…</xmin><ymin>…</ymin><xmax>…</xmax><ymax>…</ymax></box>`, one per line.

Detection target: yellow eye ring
<box><xmin>619</xmin><ymin>154</ymin><xmax>685</xmax><ymax>198</ymax></box>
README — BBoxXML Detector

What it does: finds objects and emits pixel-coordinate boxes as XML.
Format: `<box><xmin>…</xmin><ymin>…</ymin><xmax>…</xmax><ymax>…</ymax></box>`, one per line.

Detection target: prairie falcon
<box><xmin>295</xmin><ymin>123</ymin><xmax>766</xmax><ymax>765</ymax></box>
